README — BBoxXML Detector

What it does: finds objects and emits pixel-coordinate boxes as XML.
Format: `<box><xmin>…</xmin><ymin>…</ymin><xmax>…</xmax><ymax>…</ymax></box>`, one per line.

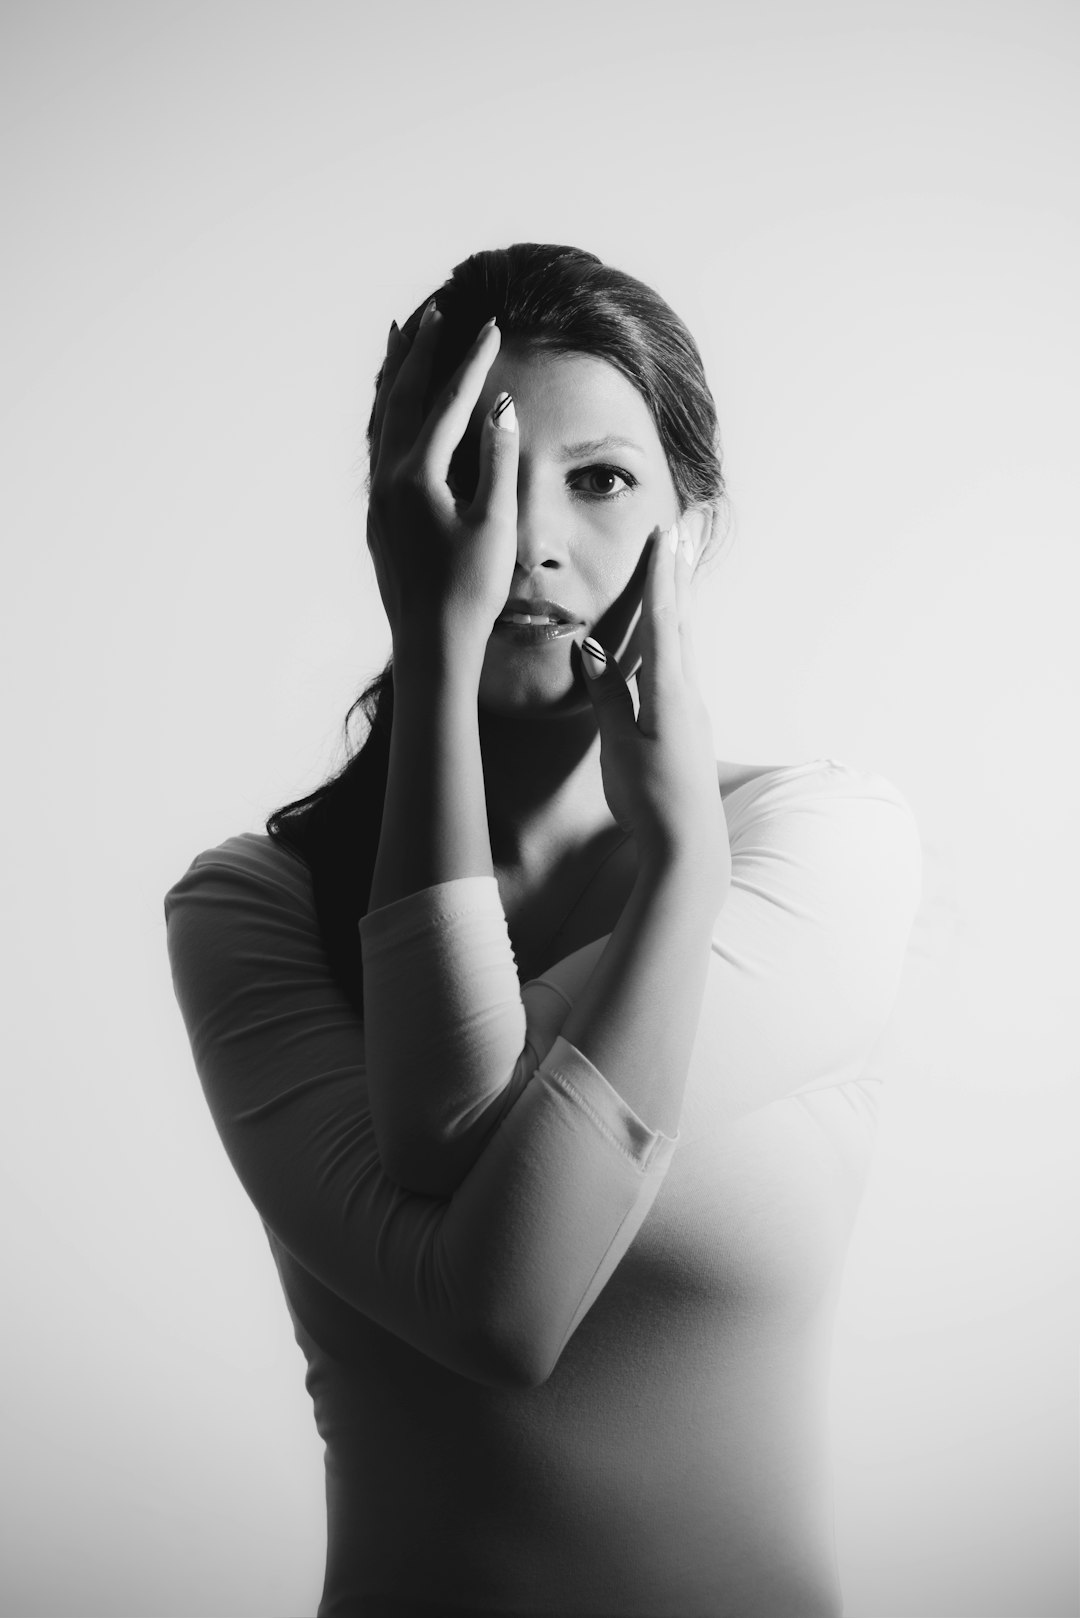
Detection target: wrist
<box><xmin>391</xmin><ymin>623</ymin><xmax>488</xmax><ymax>689</ymax></box>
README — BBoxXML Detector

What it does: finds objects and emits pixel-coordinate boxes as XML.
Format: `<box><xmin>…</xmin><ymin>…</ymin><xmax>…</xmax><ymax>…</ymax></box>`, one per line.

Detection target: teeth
<box><xmin>500</xmin><ymin>612</ymin><xmax>560</xmax><ymax>626</ymax></box>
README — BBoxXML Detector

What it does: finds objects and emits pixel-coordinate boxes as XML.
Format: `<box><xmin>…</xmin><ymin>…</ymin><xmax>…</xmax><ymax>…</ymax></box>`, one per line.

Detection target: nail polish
<box><xmin>491</xmin><ymin>392</ymin><xmax>516</xmax><ymax>430</ymax></box>
<box><xmin>666</xmin><ymin>522</ymin><xmax>680</xmax><ymax>554</ymax></box>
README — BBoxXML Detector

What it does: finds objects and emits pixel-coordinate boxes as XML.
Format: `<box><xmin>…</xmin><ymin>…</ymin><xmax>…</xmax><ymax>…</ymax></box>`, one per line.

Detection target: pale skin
<box><xmin>366</xmin><ymin>304</ymin><xmax>755</xmax><ymax>1141</ymax></box>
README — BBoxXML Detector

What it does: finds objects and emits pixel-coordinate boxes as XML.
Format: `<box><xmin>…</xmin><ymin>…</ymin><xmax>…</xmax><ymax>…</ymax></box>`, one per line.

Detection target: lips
<box><xmin>495</xmin><ymin>597</ymin><xmax>582</xmax><ymax>627</ymax></box>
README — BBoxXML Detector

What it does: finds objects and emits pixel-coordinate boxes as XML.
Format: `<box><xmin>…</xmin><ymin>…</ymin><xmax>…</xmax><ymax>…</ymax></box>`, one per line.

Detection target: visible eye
<box><xmin>568</xmin><ymin>463</ymin><xmax>637</xmax><ymax>500</ymax></box>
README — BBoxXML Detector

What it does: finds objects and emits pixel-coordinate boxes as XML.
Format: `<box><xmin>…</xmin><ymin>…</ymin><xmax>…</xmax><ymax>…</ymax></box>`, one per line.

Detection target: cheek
<box><xmin>575</xmin><ymin>507</ymin><xmax>673</xmax><ymax>670</ymax></box>
<box><xmin>587</xmin><ymin>556</ymin><xmax>637</xmax><ymax>601</ymax></box>
<box><xmin>575</xmin><ymin>521</ymin><xmax>652</xmax><ymax>596</ymax></box>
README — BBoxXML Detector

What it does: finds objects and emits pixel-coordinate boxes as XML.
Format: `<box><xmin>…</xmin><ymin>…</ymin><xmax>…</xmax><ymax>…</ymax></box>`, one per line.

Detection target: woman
<box><xmin>166</xmin><ymin>243</ymin><xmax>921</xmax><ymax>1617</ymax></box>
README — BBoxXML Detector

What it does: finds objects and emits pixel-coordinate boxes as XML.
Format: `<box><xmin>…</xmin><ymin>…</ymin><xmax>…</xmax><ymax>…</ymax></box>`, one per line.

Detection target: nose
<box><xmin>513</xmin><ymin>482</ymin><xmax>566</xmax><ymax>577</ymax></box>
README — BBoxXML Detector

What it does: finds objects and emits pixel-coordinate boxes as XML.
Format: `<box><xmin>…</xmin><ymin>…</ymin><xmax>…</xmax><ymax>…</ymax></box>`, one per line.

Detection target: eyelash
<box><xmin>448</xmin><ymin>461</ymin><xmax>638</xmax><ymax>503</ymax></box>
<box><xmin>567</xmin><ymin>463</ymin><xmax>638</xmax><ymax>501</ymax></box>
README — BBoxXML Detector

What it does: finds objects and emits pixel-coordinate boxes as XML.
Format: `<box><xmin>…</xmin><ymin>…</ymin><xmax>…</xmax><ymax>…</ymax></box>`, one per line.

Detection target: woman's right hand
<box><xmin>579</xmin><ymin>520</ymin><xmax>731</xmax><ymax>894</ymax></box>
<box><xmin>367</xmin><ymin>304</ymin><xmax>520</xmax><ymax>654</ymax></box>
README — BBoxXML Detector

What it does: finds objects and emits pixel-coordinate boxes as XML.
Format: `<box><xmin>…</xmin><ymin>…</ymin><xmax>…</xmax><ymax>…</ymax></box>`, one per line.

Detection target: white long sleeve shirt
<box><xmin>165</xmin><ymin>758</ymin><xmax>921</xmax><ymax>1617</ymax></box>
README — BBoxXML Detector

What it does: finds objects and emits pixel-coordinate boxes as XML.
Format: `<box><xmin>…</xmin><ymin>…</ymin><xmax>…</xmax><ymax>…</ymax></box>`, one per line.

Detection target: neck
<box><xmin>479</xmin><ymin>702</ymin><xmax>614</xmax><ymax>871</ymax></box>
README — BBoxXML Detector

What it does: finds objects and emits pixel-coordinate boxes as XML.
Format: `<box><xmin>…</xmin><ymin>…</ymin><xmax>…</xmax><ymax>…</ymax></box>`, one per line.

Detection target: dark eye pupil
<box><xmin>593</xmin><ymin>470</ymin><xmax>615</xmax><ymax>491</ymax></box>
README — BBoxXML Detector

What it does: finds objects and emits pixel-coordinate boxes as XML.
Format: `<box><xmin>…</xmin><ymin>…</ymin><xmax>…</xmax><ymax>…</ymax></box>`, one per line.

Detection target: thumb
<box><xmin>473</xmin><ymin>390</ymin><xmax>518</xmax><ymax>525</ymax></box>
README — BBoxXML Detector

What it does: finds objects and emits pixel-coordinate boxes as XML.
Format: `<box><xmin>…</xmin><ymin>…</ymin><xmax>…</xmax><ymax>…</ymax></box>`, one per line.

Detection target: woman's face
<box><xmin>454</xmin><ymin>346</ymin><xmax>693</xmax><ymax>717</ymax></box>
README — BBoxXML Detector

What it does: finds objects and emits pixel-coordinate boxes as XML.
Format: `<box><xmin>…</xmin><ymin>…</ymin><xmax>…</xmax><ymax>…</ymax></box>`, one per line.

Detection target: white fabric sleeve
<box><xmin>709</xmin><ymin>761</ymin><xmax>924</xmax><ymax>1108</ymax></box>
<box><xmin>358</xmin><ymin>877</ymin><xmax>536</xmax><ymax>1194</ymax></box>
<box><xmin>164</xmin><ymin>839</ymin><xmax>676</xmax><ymax>1389</ymax></box>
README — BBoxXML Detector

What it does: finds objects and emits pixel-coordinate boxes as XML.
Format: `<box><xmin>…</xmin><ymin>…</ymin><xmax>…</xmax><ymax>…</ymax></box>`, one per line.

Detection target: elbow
<box><xmin>499</xmin><ymin>1347</ymin><xmax>557</xmax><ymax>1392</ymax></box>
<box><xmin>474</xmin><ymin>1347</ymin><xmax>556</xmax><ymax>1393</ymax></box>
<box><xmin>461</xmin><ymin>1316</ymin><xmax>561</xmax><ymax>1392</ymax></box>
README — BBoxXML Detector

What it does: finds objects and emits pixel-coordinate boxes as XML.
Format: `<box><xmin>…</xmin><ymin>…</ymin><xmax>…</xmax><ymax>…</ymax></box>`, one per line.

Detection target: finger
<box><xmin>636</xmin><ymin>523</ymin><xmax>683</xmax><ymax>737</ymax></box>
<box><xmin>601</xmin><ymin>540</ymin><xmax>652</xmax><ymax>680</ymax></box>
<box><xmin>471</xmin><ymin>390</ymin><xmax>519</xmax><ymax>525</ymax></box>
<box><xmin>416</xmin><ymin>318</ymin><xmax>502</xmax><ymax>478</ymax></box>
<box><xmin>576</xmin><ymin>637</ymin><xmax>638</xmax><ymax>730</ymax></box>
<box><xmin>369</xmin><ymin>321</ymin><xmax>415</xmax><ymax>472</ymax></box>
<box><xmin>674</xmin><ymin>508</ymin><xmax>708</xmax><ymax>685</ymax></box>
<box><xmin>376</xmin><ymin>299</ymin><xmax>445</xmax><ymax>468</ymax></box>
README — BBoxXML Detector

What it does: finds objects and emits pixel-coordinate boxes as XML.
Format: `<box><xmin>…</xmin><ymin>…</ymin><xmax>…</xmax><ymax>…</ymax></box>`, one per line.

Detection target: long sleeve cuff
<box><xmin>538</xmin><ymin>1034</ymin><xmax>678</xmax><ymax>1174</ymax></box>
<box><xmin>359</xmin><ymin>875</ymin><xmax>505</xmax><ymax>938</ymax></box>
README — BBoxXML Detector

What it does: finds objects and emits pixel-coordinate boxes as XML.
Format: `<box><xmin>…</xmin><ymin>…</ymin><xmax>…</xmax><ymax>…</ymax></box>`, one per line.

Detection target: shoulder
<box><xmin>719</xmin><ymin>755</ymin><xmax>919</xmax><ymax>841</ymax></box>
<box><xmin>164</xmin><ymin>831</ymin><xmax>318</xmax><ymax>956</ymax></box>
<box><xmin>166</xmin><ymin>829</ymin><xmax>310</xmax><ymax>900</ymax></box>
<box><xmin>164</xmin><ymin>831</ymin><xmax>334</xmax><ymax>1042</ymax></box>
<box><xmin>719</xmin><ymin>755</ymin><xmax>922</xmax><ymax>927</ymax></box>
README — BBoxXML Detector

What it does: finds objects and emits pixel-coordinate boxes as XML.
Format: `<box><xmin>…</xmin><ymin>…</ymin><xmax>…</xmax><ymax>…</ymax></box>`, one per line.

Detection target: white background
<box><xmin>2</xmin><ymin>2</ymin><xmax>1077</xmax><ymax>1614</ymax></box>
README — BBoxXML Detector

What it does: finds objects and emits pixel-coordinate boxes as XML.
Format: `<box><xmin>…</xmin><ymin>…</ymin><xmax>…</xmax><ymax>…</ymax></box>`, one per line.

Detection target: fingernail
<box><xmin>665</xmin><ymin>521</ymin><xmax>680</xmax><ymax>554</ymax></box>
<box><xmin>420</xmin><ymin>299</ymin><xmax>440</xmax><ymax>328</ymax></box>
<box><xmin>481</xmin><ymin>315</ymin><xmax>499</xmax><ymax>335</ymax></box>
<box><xmin>387</xmin><ymin>319</ymin><xmax>400</xmax><ymax>350</ymax></box>
<box><xmin>681</xmin><ymin>534</ymin><xmax>695</xmax><ymax>568</ymax></box>
<box><xmin>491</xmin><ymin>391</ymin><xmax>516</xmax><ymax>431</ymax></box>
<box><xmin>581</xmin><ymin>636</ymin><xmax>607</xmax><ymax>678</ymax></box>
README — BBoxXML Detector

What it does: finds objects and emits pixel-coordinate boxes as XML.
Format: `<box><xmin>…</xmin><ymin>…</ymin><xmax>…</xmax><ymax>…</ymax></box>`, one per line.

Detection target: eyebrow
<box><xmin>559</xmin><ymin>436</ymin><xmax>647</xmax><ymax>459</ymax></box>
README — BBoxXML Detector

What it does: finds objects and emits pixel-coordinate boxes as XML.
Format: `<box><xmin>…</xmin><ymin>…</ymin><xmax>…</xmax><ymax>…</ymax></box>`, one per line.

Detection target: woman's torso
<box><xmin>166</xmin><ymin>758</ymin><xmax>920</xmax><ymax>1615</ymax></box>
<box><xmin>270</xmin><ymin>758</ymin><xmax>907</xmax><ymax>1615</ymax></box>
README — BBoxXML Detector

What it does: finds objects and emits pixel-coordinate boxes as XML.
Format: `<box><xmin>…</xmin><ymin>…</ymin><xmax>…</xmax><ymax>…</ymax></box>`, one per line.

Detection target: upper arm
<box><xmin>164</xmin><ymin>844</ymin><xmax>494</xmax><ymax>1372</ymax></box>
<box><xmin>706</xmin><ymin>763</ymin><xmax>923</xmax><ymax>1112</ymax></box>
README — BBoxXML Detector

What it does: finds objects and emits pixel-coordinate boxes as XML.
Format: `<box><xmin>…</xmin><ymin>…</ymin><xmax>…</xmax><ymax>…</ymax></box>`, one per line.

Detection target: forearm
<box><xmin>363</xmin><ymin>633</ymin><xmax>527</xmax><ymax>1189</ymax></box>
<box><xmin>368</xmin><ymin>633</ymin><xmax>492</xmax><ymax>911</ymax></box>
<box><xmin>559</xmin><ymin>851</ymin><xmax>728</xmax><ymax>1138</ymax></box>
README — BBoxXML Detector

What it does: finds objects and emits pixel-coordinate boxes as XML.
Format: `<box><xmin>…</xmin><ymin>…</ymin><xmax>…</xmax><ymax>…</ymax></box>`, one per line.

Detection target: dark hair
<box><xmin>268</xmin><ymin>243</ymin><xmax>726</xmax><ymax>1015</ymax></box>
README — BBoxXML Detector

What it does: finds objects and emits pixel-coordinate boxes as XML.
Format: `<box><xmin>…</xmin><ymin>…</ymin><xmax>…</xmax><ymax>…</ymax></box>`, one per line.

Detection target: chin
<box><xmin>478</xmin><ymin>666</ymin><xmax>592</xmax><ymax>720</ymax></box>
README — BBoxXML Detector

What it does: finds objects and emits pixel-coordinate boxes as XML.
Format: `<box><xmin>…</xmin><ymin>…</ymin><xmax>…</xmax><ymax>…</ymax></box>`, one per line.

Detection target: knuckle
<box><xmin>438</xmin><ymin>378</ymin><xmax>466</xmax><ymax>416</ymax></box>
<box><xmin>371</xmin><ymin>461</ymin><xmax>430</xmax><ymax>519</ymax></box>
<box><xmin>398</xmin><ymin>459</ymin><xmax>430</xmax><ymax>497</ymax></box>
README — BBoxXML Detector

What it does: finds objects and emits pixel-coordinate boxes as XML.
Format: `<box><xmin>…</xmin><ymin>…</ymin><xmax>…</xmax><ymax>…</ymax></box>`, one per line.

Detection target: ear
<box><xmin>681</xmin><ymin>504</ymin><xmax>715</xmax><ymax>572</ymax></box>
